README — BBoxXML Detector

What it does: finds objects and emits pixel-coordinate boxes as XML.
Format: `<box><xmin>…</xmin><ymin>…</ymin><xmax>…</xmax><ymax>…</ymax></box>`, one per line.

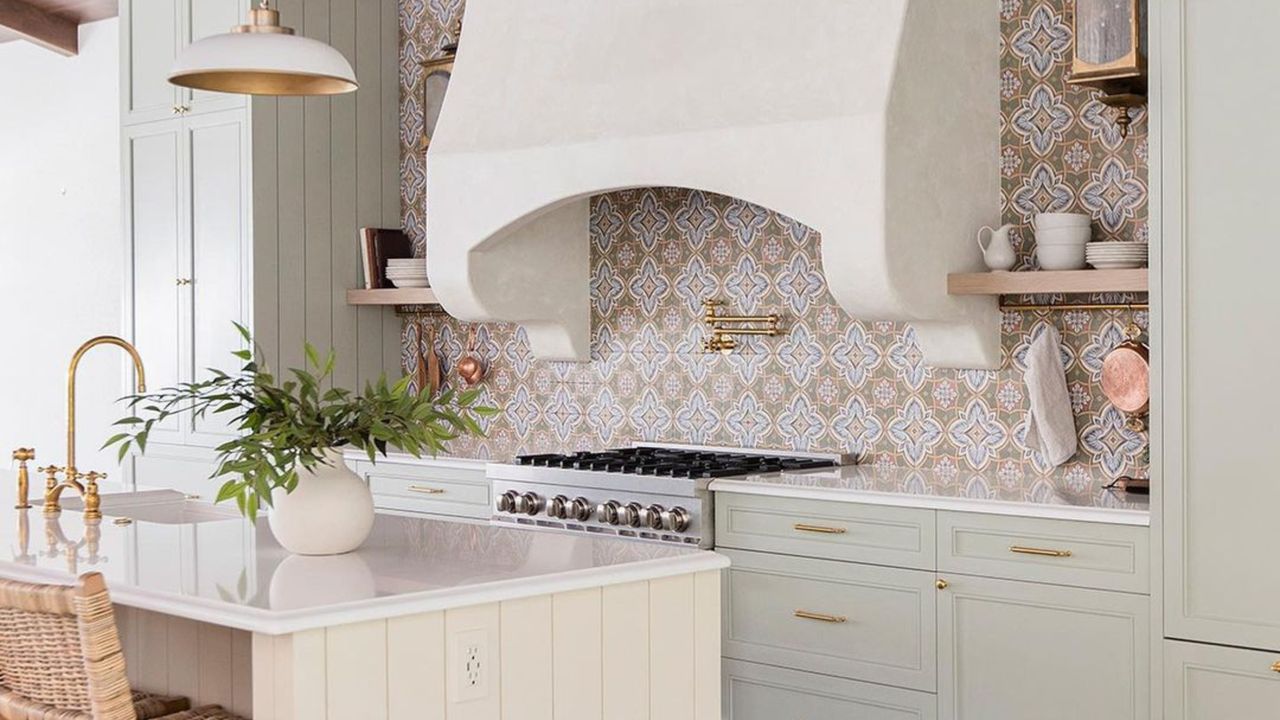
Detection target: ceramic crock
<box><xmin>268</xmin><ymin>448</ymin><xmax>374</xmax><ymax>555</ymax></box>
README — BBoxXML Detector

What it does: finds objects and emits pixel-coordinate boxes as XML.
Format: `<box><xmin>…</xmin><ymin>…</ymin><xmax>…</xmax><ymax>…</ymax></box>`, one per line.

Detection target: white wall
<box><xmin>0</xmin><ymin>20</ymin><xmax>124</xmax><ymax>474</ymax></box>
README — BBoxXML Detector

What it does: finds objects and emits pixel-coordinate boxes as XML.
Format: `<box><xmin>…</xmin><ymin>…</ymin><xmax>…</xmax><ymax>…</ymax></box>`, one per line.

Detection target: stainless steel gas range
<box><xmin>486</xmin><ymin>444</ymin><xmax>856</xmax><ymax>548</ymax></box>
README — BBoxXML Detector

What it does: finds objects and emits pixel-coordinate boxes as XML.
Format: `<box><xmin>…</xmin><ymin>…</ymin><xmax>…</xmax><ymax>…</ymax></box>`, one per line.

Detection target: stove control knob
<box><xmin>547</xmin><ymin>495</ymin><xmax>570</xmax><ymax>519</ymax></box>
<box><xmin>569</xmin><ymin>497</ymin><xmax>594</xmax><ymax>522</ymax></box>
<box><xmin>597</xmin><ymin>500</ymin><xmax>621</xmax><ymax>525</ymax></box>
<box><xmin>662</xmin><ymin>507</ymin><xmax>691</xmax><ymax>533</ymax></box>
<box><xmin>497</xmin><ymin>490</ymin><xmax>520</xmax><ymax>514</ymax></box>
<box><xmin>619</xmin><ymin>502</ymin><xmax>643</xmax><ymax>528</ymax></box>
<box><xmin>638</xmin><ymin>504</ymin><xmax>665</xmax><ymax>530</ymax></box>
<box><xmin>515</xmin><ymin>492</ymin><xmax>544</xmax><ymax>516</ymax></box>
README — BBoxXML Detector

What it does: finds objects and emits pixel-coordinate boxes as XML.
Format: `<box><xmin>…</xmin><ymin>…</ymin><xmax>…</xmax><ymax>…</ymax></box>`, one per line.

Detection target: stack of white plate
<box><xmin>1085</xmin><ymin>242</ymin><xmax>1148</xmax><ymax>270</ymax></box>
<box><xmin>385</xmin><ymin>258</ymin><xmax>430</xmax><ymax>288</ymax></box>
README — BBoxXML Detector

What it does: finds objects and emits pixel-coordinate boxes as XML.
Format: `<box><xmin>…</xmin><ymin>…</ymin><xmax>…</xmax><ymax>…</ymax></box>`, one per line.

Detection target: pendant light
<box><xmin>169</xmin><ymin>0</ymin><xmax>358</xmax><ymax>96</ymax></box>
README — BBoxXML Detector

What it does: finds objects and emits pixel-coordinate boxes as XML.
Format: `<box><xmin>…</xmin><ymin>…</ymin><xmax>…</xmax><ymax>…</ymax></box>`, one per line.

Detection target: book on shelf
<box><xmin>358</xmin><ymin>227</ymin><xmax>412</xmax><ymax>289</ymax></box>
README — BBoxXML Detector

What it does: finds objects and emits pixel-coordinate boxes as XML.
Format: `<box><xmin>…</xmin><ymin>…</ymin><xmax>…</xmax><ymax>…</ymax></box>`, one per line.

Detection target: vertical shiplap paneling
<box><xmin>354</xmin><ymin>0</ymin><xmax>388</xmax><ymax>387</ymax></box>
<box><xmin>273</xmin><ymin>0</ymin><xmax>307</xmax><ymax>372</ymax></box>
<box><xmin>553</xmin><ymin>588</ymin><xmax>603</xmax><ymax>720</ymax></box>
<box><xmin>116</xmin><ymin>605</ymin><xmax>139</xmax><ymax>689</ymax></box>
<box><xmin>378</xmin><ymin>0</ymin><xmax>403</xmax><ymax>380</ymax></box>
<box><xmin>326</xmin><ymin>620</ymin><xmax>389</xmax><ymax>720</ymax></box>
<box><xmin>290</xmin><ymin>628</ymin><xmax>327</xmax><ymax>719</ymax></box>
<box><xmin>327</xmin><ymin>0</ymin><xmax>359</xmax><ymax>392</ymax></box>
<box><xmin>602</xmin><ymin>582</ymin><xmax>649</xmax><ymax>720</ymax></box>
<box><xmin>196</xmin><ymin>622</ymin><xmax>235</xmax><ymax>711</ymax></box>
<box><xmin>251</xmin><ymin>633</ymin><xmax>280</xmax><ymax>720</ymax></box>
<box><xmin>446</xmin><ymin>603</ymin><xmax>501</xmax><ymax>720</ymax></box>
<box><xmin>302</xmin><ymin>0</ymin><xmax>333</xmax><ymax>366</ymax></box>
<box><xmin>388</xmin><ymin>612</ymin><xmax>446</xmax><ymax>720</ymax></box>
<box><xmin>231</xmin><ymin>626</ymin><xmax>254</xmax><ymax>717</ymax></box>
<box><xmin>135</xmin><ymin>608</ymin><xmax>170</xmax><ymax>692</ymax></box>
<box><xmin>249</xmin><ymin>94</ymin><xmax>280</xmax><ymax>372</ymax></box>
<box><xmin>500</xmin><ymin>596</ymin><xmax>553</xmax><ymax>720</ymax></box>
<box><xmin>649</xmin><ymin>576</ymin><xmax>696</xmax><ymax>720</ymax></box>
<box><xmin>692</xmin><ymin>571</ymin><xmax>721</xmax><ymax>720</ymax></box>
<box><xmin>166</xmin><ymin>617</ymin><xmax>200</xmax><ymax>700</ymax></box>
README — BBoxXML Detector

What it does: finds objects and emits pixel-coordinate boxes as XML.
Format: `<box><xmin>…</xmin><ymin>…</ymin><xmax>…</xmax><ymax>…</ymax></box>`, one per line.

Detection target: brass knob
<box><xmin>936</xmin><ymin>579</ymin><xmax>949</xmax><ymax>590</ymax></box>
<box><xmin>1271</xmin><ymin>661</ymin><xmax>1280</xmax><ymax>674</ymax></box>
<box><xmin>176</xmin><ymin>278</ymin><xmax>193</xmax><ymax>286</ymax></box>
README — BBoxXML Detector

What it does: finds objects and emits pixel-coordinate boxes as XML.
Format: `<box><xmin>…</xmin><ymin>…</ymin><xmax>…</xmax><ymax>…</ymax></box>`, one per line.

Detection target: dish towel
<box><xmin>1023</xmin><ymin>326</ymin><xmax>1078</xmax><ymax>467</ymax></box>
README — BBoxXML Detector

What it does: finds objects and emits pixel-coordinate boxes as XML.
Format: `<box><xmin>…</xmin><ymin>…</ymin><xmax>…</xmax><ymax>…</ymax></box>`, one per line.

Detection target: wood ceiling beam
<box><xmin>0</xmin><ymin>0</ymin><xmax>78</xmax><ymax>56</ymax></box>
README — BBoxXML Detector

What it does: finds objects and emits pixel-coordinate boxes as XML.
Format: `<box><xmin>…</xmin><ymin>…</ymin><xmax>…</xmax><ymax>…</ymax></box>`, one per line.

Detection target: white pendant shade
<box><xmin>168</xmin><ymin>3</ymin><xmax>357</xmax><ymax>96</ymax></box>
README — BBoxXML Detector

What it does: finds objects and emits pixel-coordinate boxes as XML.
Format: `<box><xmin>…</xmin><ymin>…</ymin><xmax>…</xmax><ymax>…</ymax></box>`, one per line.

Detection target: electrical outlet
<box><xmin>454</xmin><ymin>628</ymin><xmax>488</xmax><ymax>701</ymax></box>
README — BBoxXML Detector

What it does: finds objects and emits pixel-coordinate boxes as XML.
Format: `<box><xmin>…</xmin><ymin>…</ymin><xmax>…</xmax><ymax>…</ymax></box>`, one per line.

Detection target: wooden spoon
<box><xmin>425</xmin><ymin>326</ymin><xmax>443</xmax><ymax>395</ymax></box>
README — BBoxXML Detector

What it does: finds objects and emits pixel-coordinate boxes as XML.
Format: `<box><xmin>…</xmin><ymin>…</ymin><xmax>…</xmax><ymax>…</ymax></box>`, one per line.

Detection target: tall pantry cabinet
<box><xmin>119</xmin><ymin>0</ymin><xmax>405</xmax><ymax>493</ymax></box>
<box><xmin>1154</xmin><ymin>0</ymin><xmax>1280</xmax><ymax>715</ymax></box>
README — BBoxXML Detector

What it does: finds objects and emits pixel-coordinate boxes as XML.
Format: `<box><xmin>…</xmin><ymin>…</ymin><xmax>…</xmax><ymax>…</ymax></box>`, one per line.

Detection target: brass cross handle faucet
<box><xmin>40</xmin><ymin>336</ymin><xmax>147</xmax><ymax>519</ymax></box>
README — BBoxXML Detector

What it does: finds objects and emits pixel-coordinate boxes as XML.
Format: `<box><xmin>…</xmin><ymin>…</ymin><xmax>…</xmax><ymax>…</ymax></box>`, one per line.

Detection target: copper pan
<box><xmin>1101</xmin><ymin>320</ymin><xmax>1149</xmax><ymax>427</ymax></box>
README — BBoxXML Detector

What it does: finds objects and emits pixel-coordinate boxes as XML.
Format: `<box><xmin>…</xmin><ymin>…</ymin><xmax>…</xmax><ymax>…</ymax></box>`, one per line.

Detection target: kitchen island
<box><xmin>0</xmin><ymin>474</ymin><xmax>726</xmax><ymax>720</ymax></box>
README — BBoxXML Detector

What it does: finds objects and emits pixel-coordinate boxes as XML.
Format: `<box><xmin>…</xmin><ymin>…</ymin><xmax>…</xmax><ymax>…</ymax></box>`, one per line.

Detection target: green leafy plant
<box><xmin>105</xmin><ymin>324</ymin><xmax>496</xmax><ymax>520</ymax></box>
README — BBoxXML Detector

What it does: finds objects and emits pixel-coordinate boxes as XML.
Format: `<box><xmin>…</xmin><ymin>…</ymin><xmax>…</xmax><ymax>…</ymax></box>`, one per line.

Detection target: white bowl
<box><xmin>1036</xmin><ymin>243</ymin><xmax>1087</xmax><ymax>270</ymax></box>
<box><xmin>389</xmin><ymin>277</ymin><xmax>431</xmax><ymax>288</ymax></box>
<box><xmin>1035</xmin><ymin>226</ymin><xmax>1091</xmax><ymax>246</ymax></box>
<box><xmin>1034</xmin><ymin>213</ymin><xmax>1091</xmax><ymax>229</ymax></box>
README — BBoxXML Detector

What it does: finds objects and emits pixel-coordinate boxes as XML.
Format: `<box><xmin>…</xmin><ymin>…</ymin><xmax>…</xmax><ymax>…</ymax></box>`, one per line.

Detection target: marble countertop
<box><xmin>0</xmin><ymin>472</ymin><xmax>726</xmax><ymax>635</ymax></box>
<box><xmin>709</xmin><ymin>464</ymin><xmax>1150</xmax><ymax>526</ymax></box>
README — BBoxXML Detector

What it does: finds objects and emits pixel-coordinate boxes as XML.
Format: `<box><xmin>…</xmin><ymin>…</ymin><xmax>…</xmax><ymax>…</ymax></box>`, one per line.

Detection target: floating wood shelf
<box><xmin>346</xmin><ymin>288</ymin><xmax>439</xmax><ymax>306</ymax></box>
<box><xmin>947</xmin><ymin>269</ymin><xmax>1148</xmax><ymax>296</ymax></box>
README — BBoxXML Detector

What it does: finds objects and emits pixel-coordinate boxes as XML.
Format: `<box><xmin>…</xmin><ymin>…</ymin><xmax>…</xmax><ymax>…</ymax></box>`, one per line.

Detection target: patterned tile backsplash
<box><xmin>397</xmin><ymin>0</ymin><xmax>1150</xmax><ymax>497</ymax></box>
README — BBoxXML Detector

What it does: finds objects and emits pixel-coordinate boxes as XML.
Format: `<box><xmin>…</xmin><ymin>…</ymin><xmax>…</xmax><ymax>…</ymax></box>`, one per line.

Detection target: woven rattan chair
<box><xmin>0</xmin><ymin>572</ymin><xmax>247</xmax><ymax>720</ymax></box>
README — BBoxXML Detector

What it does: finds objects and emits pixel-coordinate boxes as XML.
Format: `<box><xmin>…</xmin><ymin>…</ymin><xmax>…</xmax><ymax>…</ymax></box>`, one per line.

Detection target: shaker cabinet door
<box><xmin>937</xmin><ymin>575</ymin><xmax>1149</xmax><ymax>720</ymax></box>
<box><xmin>121</xmin><ymin>0</ymin><xmax>179</xmax><ymax>124</ymax></box>
<box><xmin>124</xmin><ymin>120</ymin><xmax>186</xmax><ymax>444</ymax></box>
<box><xmin>1159</xmin><ymin>0</ymin><xmax>1280</xmax><ymax>652</ymax></box>
<box><xmin>1163</xmin><ymin>641</ymin><xmax>1280</xmax><ymax>720</ymax></box>
<box><xmin>184</xmin><ymin>110</ymin><xmax>249</xmax><ymax>446</ymax></box>
<box><xmin>180</xmin><ymin>0</ymin><xmax>250</xmax><ymax>116</ymax></box>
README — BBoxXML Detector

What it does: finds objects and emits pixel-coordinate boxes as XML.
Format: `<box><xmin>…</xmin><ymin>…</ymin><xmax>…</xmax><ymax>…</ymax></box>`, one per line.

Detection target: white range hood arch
<box><xmin>426</xmin><ymin>0</ymin><xmax>1002</xmax><ymax>369</ymax></box>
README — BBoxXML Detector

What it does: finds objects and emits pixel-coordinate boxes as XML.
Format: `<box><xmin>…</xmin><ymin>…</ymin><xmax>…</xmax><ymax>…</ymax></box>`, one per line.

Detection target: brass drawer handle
<box><xmin>1271</xmin><ymin>661</ymin><xmax>1280</xmax><ymax>674</ymax></box>
<box><xmin>794</xmin><ymin>609</ymin><xmax>847</xmax><ymax>624</ymax></box>
<box><xmin>407</xmin><ymin>485</ymin><xmax>446</xmax><ymax>495</ymax></box>
<box><xmin>1010</xmin><ymin>545</ymin><xmax>1073</xmax><ymax>558</ymax></box>
<box><xmin>794</xmin><ymin>523</ymin><xmax>846</xmax><ymax>535</ymax></box>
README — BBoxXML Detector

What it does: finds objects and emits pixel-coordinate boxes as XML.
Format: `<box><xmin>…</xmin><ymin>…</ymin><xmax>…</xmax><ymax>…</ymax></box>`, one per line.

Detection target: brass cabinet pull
<box><xmin>936</xmin><ymin>579</ymin><xmax>949</xmax><ymax>590</ymax></box>
<box><xmin>794</xmin><ymin>523</ymin><xmax>846</xmax><ymax>535</ymax></box>
<box><xmin>176</xmin><ymin>278</ymin><xmax>193</xmax><ymax>286</ymax></box>
<box><xmin>407</xmin><ymin>485</ymin><xmax>446</xmax><ymax>495</ymax></box>
<box><xmin>794</xmin><ymin>609</ymin><xmax>847</xmax><ymax>624</ymax></box>
<box><xmin>1271</xmin><ymin>661</ymin><xmax>1280</xmax><ymax>674</ymax></box>
<box><xmin>1010</xmin><ymin>545</ymin><xmax>1073</xmax><ymax>558</ymax></box>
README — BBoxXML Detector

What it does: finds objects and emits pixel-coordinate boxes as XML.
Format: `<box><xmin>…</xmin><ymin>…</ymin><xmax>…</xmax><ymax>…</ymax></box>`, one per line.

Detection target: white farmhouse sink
<box><xmin>47</xmin><ymin>489</ymin><xmax>243</xmax><ymax>525</ymax></box>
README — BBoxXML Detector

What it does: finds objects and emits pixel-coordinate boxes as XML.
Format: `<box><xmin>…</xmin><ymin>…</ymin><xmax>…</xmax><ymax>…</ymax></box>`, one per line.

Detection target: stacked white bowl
<box><xmin>1086</xmin><ymin>242</ymin><xmax>1148</xmax><ymax>269</ymax></box>
<box><xmin>385</xmin><ymin>258</ymin><xmax>430</xmax><ymax>288</ymax></box>
<box><xmin>1033</xmin><ymin>213</ymin><xmax>1091</xmax><ymax>270</ymax></box>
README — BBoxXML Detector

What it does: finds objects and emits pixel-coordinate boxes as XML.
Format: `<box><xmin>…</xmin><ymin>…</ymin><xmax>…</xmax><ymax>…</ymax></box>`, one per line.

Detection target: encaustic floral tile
<box><xmin>397</xmin><ymin>0</ymin><xmax>1150</xmax><ymax>487</ymax></box>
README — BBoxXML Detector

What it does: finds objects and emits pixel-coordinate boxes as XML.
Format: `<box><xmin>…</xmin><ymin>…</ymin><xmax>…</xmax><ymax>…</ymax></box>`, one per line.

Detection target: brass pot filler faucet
<box><xmin>13</xmin><ymin>336</ymin><xmax>147</xmax><ymax>520</ymax></box>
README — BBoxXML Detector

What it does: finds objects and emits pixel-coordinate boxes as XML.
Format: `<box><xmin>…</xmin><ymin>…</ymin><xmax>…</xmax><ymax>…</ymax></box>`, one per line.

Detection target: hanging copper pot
<box><xmin>456</xmin><ymin>327</ymin><xmax>486</xmax><ymax>386</ymax></box>
<box><xmin>1100</xmin><ymin>319</ymin><xmax>1149</xmax><ymax>430</ymax></box>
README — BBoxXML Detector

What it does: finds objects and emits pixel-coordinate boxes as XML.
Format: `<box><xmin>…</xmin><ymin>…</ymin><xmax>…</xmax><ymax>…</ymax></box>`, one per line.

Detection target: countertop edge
<box><xmin>0</xmin><ymin>550</ymin><xmax>729</xmax><ymax>636</ymax></box>
<box><xmin>708</xmin><ymin>480</ymin><xmax>1150</xmax><ymax>526</ymax></box>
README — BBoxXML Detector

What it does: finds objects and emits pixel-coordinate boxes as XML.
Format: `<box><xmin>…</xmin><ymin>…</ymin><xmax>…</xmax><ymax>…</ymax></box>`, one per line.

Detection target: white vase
<box><xmin>268</xmin><ymin>448</ymin><xmax>375</xmax><ymax>555</ymax></box>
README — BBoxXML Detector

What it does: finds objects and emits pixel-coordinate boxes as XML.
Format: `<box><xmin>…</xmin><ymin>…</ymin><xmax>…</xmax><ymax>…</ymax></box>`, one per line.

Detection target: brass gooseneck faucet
<box><xmin>41</xmin><ymin>336</ymin><xmax>147</xmax><ymax>519</ymax></box>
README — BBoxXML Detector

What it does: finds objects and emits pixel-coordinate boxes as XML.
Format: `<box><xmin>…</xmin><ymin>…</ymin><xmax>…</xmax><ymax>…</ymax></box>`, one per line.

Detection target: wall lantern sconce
<box><xmin>1067</xmin><ymin>0</ymin><xmax>1147</xmax><ymax>137</ymax></box>
<box><xmin>418</xmin><ymin>21</ymin><xmax>461</xmax><ymax>152</ymax></box>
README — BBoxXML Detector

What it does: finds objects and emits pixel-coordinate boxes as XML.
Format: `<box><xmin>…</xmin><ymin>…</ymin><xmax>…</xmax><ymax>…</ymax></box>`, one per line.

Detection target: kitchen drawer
<box><xmin>715</xmin><ymin>491</ymin><xmax>935</xmax><ymax>569</ymax></box>
<box><xmin>355</xmin><ymin>459</ymin><xmax>491</xmax><ymax>519</ymax></box>
<box><xmin>724</xmin><ymin>659</ymin><xmax>937</xmax><ymax>720</ymax></box>
<box><xmin>937</xmin><ymin>511</ymin><xmax>1149</xmax><ymax>594</ymax></box>
<box><xmin>1163</xmin><ymin>640</ymin><xmax>1280</xmax><ymax>719</ymax></box>
<box><xmin>721</xmin><ymin>548</ymin><xmax>937</xmax><ymax>692</ymax></box>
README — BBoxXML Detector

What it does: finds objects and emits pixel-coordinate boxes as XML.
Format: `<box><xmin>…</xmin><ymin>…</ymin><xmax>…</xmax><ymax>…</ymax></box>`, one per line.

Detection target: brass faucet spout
<box><xmin>66</xmin><ymin>336</ymin><xmax>147</xmax><ymax>478</ymax></box>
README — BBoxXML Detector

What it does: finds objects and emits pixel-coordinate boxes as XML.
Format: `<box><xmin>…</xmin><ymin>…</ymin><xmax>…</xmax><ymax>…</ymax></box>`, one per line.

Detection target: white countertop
<box><xmin>0</xmin><ymin>472</ymin><xmax>726</xmax><ymax>635</ymax></box>
<box><xmin>710</xmin><ymin>464</ymin><xmax>1150</xmax><ymax>526</ymax></box>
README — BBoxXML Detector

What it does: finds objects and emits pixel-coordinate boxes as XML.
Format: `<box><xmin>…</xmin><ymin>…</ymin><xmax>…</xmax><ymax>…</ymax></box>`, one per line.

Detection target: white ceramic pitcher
<box><xmin>977</xmin><ymin>224</ymin><xmax>1017</xmax><ymax>271</ymax></box>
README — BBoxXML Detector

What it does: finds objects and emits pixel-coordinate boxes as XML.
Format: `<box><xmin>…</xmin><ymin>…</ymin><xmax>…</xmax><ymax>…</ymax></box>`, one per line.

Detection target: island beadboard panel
<box><xmin>396</xmin><ymin>0</ymin><xmax>1149</xmax><ymax>498</ymax></box>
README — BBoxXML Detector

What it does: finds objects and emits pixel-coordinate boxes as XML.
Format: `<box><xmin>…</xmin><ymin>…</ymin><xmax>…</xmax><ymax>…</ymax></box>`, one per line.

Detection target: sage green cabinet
<box><xmin>937</xmin><ymin>574</ymin><xmax>1149</xmax><ymax>720</ymax></box>
<box><xmin>1163</xmin><ymin>641</ymin><xmax>1280</xmax><ymax>720</ymax></box>
<box><xmin>121</xmin><ymin>0</ymin><xmax>248</xmax><ymax>125</ymax></box>
<box><xmin>723</xmin><ymin>659</ymin><xmax>936</xmax><ymax>720</ymax></box>
<box><xmin>1157</xmin><ymin>0</ymin><xmax>1280</xmax><ymax>654</ymax></box>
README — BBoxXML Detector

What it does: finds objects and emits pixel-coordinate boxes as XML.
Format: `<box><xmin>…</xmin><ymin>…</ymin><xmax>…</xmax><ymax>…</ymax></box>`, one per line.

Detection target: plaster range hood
<box><xmin>425</xmin><ymin>0</ymin><xmax>1002</xmax><ymax>369</ymax></box>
